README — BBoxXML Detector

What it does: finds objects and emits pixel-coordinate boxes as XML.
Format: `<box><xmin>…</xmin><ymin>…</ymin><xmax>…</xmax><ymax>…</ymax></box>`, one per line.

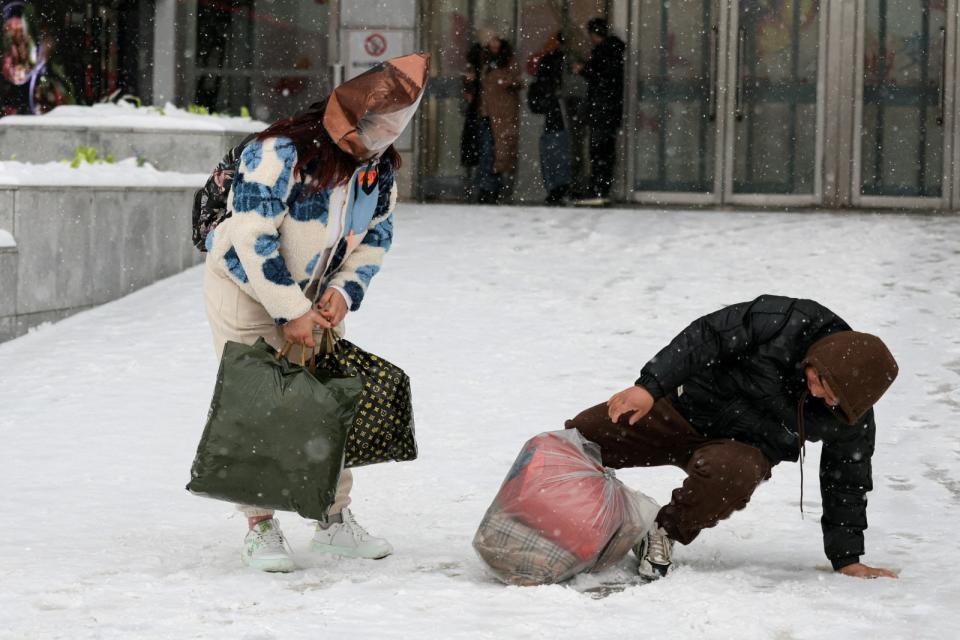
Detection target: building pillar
<box><xmin>610</xmin><ymin>0</ymin><xmax>630</xmax><ymax>202</ymax></box>
<box><xmin>822</xmin><ymin>0</ymin><xmax>859</xmax><ymax>208</ymax></box>
<box><xmin>151</xmin><ymin>0</ymin><xmax>177</xmax><ymax>105</ymax></box>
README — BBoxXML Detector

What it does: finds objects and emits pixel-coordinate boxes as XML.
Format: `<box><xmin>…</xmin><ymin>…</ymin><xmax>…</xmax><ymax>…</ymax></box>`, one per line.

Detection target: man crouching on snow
<box><xmin>565</xmin><ymin>295</ymin><xmax>899</xmax><ymax>580</ymax></box>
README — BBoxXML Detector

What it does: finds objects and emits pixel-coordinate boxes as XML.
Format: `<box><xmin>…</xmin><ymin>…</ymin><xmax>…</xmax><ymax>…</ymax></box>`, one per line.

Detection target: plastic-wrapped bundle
<box><xmin>473</xmin><ymin>429</ymin><xmax>660</xmax><ymax>586</ymax></box>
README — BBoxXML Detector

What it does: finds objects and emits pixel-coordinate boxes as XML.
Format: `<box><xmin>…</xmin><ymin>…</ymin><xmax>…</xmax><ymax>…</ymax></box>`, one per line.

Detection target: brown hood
<box><xmin>804</xmin><ymin>331</ymin><xmax>899</xmax><ymax>424</ymax></box>
<box><xmin>323</xmin><ymin>53</ymin><xmax>430</xmax><ymax>161</ymax></box>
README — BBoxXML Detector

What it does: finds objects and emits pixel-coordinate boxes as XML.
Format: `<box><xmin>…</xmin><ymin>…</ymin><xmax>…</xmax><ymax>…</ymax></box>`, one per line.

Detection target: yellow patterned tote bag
<box><xmin>314</xmin><ymin>331</ymin><xmax>417</xmax><ymax>467</ymax></box>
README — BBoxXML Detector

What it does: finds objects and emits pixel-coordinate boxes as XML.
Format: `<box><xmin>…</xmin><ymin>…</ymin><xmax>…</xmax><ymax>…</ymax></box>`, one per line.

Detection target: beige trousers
<box><xmin>202</xmin><ymin>254</ymin><xmax>352</xmax><ymax>518</ymax></box>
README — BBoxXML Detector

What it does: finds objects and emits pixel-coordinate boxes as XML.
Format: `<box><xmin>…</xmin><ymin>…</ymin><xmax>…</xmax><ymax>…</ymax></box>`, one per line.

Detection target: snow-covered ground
<box><xmin>1</xmin><ymin>205</ymin><xmax>958</xmax><ymax>639</ymax></box>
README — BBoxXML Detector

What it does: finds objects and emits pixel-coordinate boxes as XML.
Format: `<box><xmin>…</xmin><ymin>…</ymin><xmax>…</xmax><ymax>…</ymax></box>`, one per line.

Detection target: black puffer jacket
<box><xmin>581</xmin><ymin>35</ymin><xmax>625</xmax><ymax>130</ymax></box>
<box><xmin>535</xmin><ymin>49</ymin><xmax>566</xmax><ymax>134</ymax></box>
<box><xmin>460</xmin><ymin>42</ymin><xmax>485</xmax><ymax>167</ymax></box>
<box><xmin>636</xmin><ymin>295</ymin><xmax>877</xmax><ymax>570</ymax></box>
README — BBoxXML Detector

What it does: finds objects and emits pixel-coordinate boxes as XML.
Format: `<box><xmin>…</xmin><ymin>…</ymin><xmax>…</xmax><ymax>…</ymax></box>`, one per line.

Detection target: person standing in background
<box><xmin>528</xmin><ymin>32</ymin><xmax>571</xmax><ymax>206</ymax></box>
<box><xmin>460</xmin><ymin>39</ymin><xmax>486</xmax><ymax>202</ymax></box>
<box><xmin>573</xmin><ymin>18</ymin><xmax>625</xmax><ymax>206</ymax></box>
<box><xmin>476</xmin><ymin>29</ymin><xmax>523</xmax><ymax>204</ymax></box>
<box><xmin>1</xmin><ymin>0</ymin><xmax>35</xmax><ymax>115</ymax></box>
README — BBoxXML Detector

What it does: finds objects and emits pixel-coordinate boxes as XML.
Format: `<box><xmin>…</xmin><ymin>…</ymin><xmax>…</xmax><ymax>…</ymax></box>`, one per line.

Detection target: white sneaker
<box><xmin>242</xmin><ymin>518</ymin><xmax>296</xmax><ymax>573</ymax></box>
<box><xmin>310</xmin><ymin>508</ymin><xmax>393</xmax><ymax>559</ymax></box>
<box><xmin>634</xmin><ymin>525</ymin><xmax>674</xmax><ymax>580</ymax></box>
<box><xmin>574</xmin><ymin>195</ymin><xmax>610</xmax><ymax>207</ymax></box>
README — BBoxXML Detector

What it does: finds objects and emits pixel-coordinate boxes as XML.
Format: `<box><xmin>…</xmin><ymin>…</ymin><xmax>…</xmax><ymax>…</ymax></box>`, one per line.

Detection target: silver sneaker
<box><xmin>310</xmin><ymin>508</ymin><xmax>393</xmax><ymax>559</ymax></box>
<box><xmin>242</xmin><ymin>518</ymin><xmax>296</xmax><ymax>573</ymax></box>
<box><xmin>634</xmin><ymin>526</ymin><xmax>674</xmax><ymax>580</ymax></box>
<box><xmin>574</xmin><ymin>196</ymin><xmax>610</xmax><ymax>207</ymax></box>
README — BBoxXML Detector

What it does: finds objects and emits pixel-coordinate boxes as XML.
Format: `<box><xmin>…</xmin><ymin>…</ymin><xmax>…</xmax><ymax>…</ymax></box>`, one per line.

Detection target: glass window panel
<box><xmin>731</xmin><ymin>0</ymin><xmax>820</xmax><ymax>195</ymax></box>
<box><xmin>418</xmin><ymin>0</ymin><xmax>471</xmax><ymax>198</ymax></box>
<box><xmin>192</xmin><ymin>0</ymin><xmax>329</xmax><ymax>121</ymax></box>
<box><xmin>861</xmin><ymin>0</ymin><xmax>945</xmax><ymax>197</ymax></box>
<box><xmin>418</xmin><ymin>0</ymin><xmax>606</xmax><ymax>201</ymax></box>
<box><xmin>635</xmin><ymin>0</ymin><xmax>715</xmax><ymax>193</ymax></box>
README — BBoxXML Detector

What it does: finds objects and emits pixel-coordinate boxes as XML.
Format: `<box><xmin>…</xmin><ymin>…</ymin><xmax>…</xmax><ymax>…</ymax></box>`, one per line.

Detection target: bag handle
<box><xmin>277</xmin><ymin>340</ymin><xmax>316</xmax><ymax>372</ymax></box>
<box><xmin>276</xmin><ymin>326</ymin><xmax>338</xmax><ymax>370</ymax></box>
<box><xmin>318</xmin><ymin>328</ymin><xmax>339</xmax><ymax>355</ymax></box>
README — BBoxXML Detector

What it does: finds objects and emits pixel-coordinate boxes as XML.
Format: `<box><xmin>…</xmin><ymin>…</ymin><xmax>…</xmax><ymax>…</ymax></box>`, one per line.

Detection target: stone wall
<box><xmin>0</xmin><ymin>185</ymin><xmax>202</xmax><ymax>342</ymax></box>
<box><xmin>0</xmin><ymin>125</ymin><xmax>253</xmax><ymax>174</ymax></box>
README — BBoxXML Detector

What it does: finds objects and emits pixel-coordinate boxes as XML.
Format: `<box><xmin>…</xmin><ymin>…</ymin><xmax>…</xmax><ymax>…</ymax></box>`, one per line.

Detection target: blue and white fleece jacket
<box><xmin>205</xmin><ymin>135</ymin><xmax>397</xmax><ymax>325</ymax></box>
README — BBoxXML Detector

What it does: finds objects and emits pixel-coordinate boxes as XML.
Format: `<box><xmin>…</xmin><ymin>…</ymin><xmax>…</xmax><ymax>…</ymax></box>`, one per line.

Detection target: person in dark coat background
<box><xmin>573</xmin><ymin>17</ymin><xmax>625</xmax><ymax>205</ymax></box>
<box><xmin>1</xmin><ymin>0</ymin><xmax>35</xmax><ymax>115</ymax></box>
<box><xmin>460</xmin><ymin>41</ymin><xmax>485</xmax><ymax>202</ymax></box>
<box><xmin>528</xmin><ymin>32</ymin><xmax>571</xmax><ymax>205</ymax></box>
<box><xmin>566</xmin><ymin>295</ymin><xmax>900</xmax><ymax>581</ymax></box>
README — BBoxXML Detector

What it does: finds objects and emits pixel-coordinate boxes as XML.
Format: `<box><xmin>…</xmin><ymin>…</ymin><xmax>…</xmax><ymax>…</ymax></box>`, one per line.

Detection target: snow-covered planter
<box><xmin>0</xmin><ymin>160</ymin><xmax>207</xmax><ymax>341</ymax></box>
<box><xmin>0</xmin><ymin>102</ymin><xmax>266</xmax><ymax>173</ymax></box>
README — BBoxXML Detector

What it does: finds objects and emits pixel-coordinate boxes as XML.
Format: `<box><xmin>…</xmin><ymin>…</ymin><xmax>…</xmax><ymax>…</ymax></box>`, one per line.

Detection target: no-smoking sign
<box><xmin>346</xmin><ymin>29</ymin><xmax>412</xmax><ymax>81</ymax></box>
<box><xmin>364</xmin><ymin>34</ymin><xmax>387</xmax><ymax>57</ymax></box>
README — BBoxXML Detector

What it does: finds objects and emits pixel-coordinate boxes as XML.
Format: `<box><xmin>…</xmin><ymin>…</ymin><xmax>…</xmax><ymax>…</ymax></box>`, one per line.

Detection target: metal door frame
<box><xmin>722</xmin><ymin>0</ymin><xmax>826</xmax><ymax>206</ymax></box>
<box><xmin>851</xmin><ymin>0</ymin><xmax>956</xmax><ymax>210</ymax></box>
<box><xmin>415</xmin><ymin>0</ymin><xmax>477</xmax><ymax>201</ymax></box>
<box><xmin>629</xmin><ymin>0</ymin><xmax>730</xmax><ymax>206</ymax></box>
<box><xmin>628</xmin><ymin>0</ymin><xmax>825</xmax><ymax>207</ymax></box>
<box><xmin>951</xmin><ymin>4</ymin><xmax>960</xmax><ymax>210</ymax></box>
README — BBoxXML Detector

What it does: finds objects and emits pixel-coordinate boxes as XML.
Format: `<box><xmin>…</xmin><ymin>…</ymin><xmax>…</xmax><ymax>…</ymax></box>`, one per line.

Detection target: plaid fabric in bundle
<box><xmin>473</xmin><ymin>511</ymin><xmax>582</xmax><ymax>586</ymax></box>
<box><xmin>473</xmin><ymin>429</ymin><xmax>659</xmax><ymax>586</ymax></box>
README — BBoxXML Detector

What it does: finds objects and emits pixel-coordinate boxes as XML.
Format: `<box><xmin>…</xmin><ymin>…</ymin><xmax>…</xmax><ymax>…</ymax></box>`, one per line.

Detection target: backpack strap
<box><xmin>191</xmin><ymin>133</ymin><xmax>260</xmax><ymax>252</ymax></box>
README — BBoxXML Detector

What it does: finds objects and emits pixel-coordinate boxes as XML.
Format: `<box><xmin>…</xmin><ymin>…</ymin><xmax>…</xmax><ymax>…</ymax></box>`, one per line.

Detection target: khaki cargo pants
<box><xmin>203</xmin><ymin>254</ymin><xmax>352</xmax><ymax>519</ymax></box>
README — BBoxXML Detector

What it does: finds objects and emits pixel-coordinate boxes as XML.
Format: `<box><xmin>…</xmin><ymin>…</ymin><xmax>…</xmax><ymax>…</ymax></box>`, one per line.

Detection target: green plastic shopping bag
<box><xmin>187</xmin><ymin>338</ymin><xmax>363</xmax><ymax>520</ymax></box>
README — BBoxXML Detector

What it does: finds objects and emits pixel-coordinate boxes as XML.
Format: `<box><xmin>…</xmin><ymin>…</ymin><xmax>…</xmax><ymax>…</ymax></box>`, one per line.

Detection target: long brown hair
<box><xmin>256</xmin><ymin>99</ymin><xmax>402</xmax><ymax>190</ymax></box>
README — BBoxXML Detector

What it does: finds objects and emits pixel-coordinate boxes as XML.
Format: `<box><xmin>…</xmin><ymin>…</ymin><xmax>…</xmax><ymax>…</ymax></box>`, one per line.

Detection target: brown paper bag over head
<box><xmin>323</xmin><ymin>52</ymin><xmax>431</xmax><ymax>161</ymax></box>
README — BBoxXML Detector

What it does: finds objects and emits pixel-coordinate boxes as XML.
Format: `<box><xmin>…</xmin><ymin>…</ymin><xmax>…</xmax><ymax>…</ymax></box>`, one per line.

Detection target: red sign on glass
<box><xmin>364</xmin><ymin>34</ymin><xmax>387</xmax><ymax>57</ymax></box>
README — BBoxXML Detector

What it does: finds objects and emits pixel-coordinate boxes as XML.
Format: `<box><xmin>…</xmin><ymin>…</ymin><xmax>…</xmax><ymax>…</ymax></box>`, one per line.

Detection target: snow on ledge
<box><xmin>0</xmin><ymin>229</ymin><xmax>15</xmax><ymax>248</ymax></box>
<box><xmin>0</xmin><ymin>102</ymin><xmax>267</xmax><ymax>134</ymax></box>
<box><xmin>0</xmin><ymin>159</ymin><xmax>207</xmax><ymax>188</ymax></box>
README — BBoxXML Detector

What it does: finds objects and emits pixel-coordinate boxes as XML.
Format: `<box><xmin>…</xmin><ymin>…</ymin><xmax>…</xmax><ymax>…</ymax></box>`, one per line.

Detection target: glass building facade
<box><xmin>3</xmin><ymin>0</ymin><xmax>958</xmax><ymax>210</ymax></box>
